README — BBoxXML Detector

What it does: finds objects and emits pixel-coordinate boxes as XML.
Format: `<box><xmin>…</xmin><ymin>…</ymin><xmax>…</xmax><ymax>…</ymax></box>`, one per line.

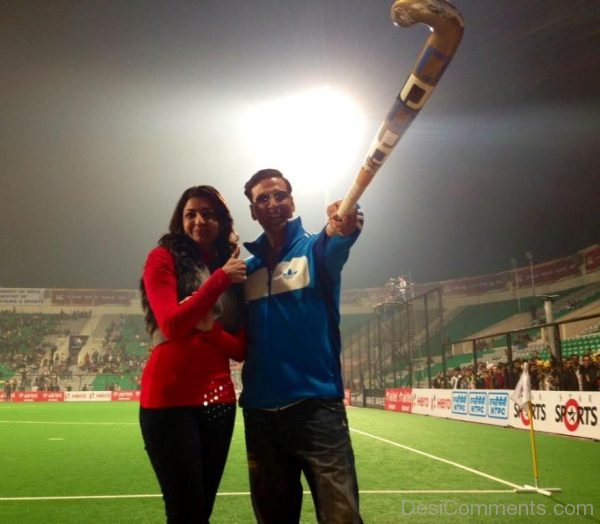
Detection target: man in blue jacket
<box><xmin>240</xmin><ymin>168</ymin><xmax>364</xmax><ymax>524</ymax></box>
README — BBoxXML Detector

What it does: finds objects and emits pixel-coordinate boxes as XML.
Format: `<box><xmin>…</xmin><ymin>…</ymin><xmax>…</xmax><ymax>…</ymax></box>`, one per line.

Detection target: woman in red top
<box><xmin>139</xmin><ymin>185</ymin><xmax>246</xmax><ymax>523</ymax></box>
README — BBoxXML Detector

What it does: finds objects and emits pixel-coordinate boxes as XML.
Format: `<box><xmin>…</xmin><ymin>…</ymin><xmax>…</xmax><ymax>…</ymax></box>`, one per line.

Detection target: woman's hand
<box><xmin>221</xmin><ymin>246</ymin><xmax>247</xmax><ymax>284</ymax></box>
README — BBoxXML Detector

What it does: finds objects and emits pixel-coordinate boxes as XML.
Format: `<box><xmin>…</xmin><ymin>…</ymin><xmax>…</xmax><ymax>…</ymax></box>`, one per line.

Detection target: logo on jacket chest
<box><xmin>244</xmin><ymin>256</ymin><xmax>310</xmax><ymax>302</ymax></box>
<box><xmin>282</xmin><ymin>267</ymin><xmax>298</xmax><ymax>280</ymax></box>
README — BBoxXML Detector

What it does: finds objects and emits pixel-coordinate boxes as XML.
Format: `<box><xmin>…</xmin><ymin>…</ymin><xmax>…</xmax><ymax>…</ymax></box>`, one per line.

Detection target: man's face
<box><xmin>249</xmin><ymin>177</ymin><xmax>295</xmax><ymax>235</ymax></box>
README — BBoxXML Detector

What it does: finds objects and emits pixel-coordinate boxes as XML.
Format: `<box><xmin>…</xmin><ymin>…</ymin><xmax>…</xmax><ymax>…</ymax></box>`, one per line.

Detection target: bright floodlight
<box><xmin>238</xmin><ymin>86</ymin><xmax>366</xmax><ymax>195</ymax></box>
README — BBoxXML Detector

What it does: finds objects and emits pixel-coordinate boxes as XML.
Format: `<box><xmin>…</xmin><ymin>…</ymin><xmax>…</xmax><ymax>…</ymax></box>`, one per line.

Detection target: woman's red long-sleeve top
<box><xmin>140</xmin><ymin>246</ymin><xmax>245</xmax><ymax>408</ymax></box>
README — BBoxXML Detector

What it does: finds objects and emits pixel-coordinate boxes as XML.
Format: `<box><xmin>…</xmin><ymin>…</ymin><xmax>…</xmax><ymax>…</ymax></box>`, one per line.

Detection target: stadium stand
<box><xmin>1</xmin><ymin>245</ymin><xmax>599</xmax><ymax>394</ymax></box>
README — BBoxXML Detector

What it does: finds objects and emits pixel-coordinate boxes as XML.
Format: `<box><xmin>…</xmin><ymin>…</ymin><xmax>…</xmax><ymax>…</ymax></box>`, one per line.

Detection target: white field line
<box><xmin>0</xmin><ymin>490</ymin><xmax>514</xmax><ymax>502</ymax></box>
<box><xmin>351</xmin><ymin>428</ymin><xmax>522</xmax><ymax>490</ymax></box>
<box><xmin>0</xmin><ymin>420</ymin><xmax>246</xmax><ymax>426</ymax></box>
<box><xmin>0</xmin><ymin>420</ymin><xmax>520</xmax><ymax>502</ymax></box>
<box><xmin>1</xmin><ymin>494</ymin><xmax>163</xmax><ymax>501</ymax></box>
<box><xmin>0</xmin><ymin>420</ymin><xmax>137</xmax><ymax>425</ymax></box>
<box><xmin>361</xmin><ymin>490</ymin><xmax>514</xmax><ymax>494</ymax></box>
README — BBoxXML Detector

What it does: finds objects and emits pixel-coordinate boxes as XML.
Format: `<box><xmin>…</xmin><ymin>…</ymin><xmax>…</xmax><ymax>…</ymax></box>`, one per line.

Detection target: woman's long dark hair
<box><xmin>141</xmin><ymin>185</ymin><xmax>240</xmax><ymax>334</ymax></box>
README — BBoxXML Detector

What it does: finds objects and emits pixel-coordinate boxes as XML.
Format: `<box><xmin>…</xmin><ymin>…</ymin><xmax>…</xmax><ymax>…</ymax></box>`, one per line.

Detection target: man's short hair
<box><xmin>244</xmin><ymin>168</ymin><xmax>293</xmax><ymax>201</ymax></box>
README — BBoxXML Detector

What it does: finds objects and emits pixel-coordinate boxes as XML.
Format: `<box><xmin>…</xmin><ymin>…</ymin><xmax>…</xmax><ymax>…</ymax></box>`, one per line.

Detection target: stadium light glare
<box><xmin>236</xmin><ymin>86</ymin><xmax>367</xmax><ymax>197</ymax></box>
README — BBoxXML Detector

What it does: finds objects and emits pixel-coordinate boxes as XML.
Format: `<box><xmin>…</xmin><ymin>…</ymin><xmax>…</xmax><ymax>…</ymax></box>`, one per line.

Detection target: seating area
<box><xmin>443</xmin><ymin>298</ymin><xmax>535</xmax><ymax>344</ymax></box>
<box><xmin>118</xmin><ymin>315</ymin><xmax>151</xmax><ymax>359</ymax></box>
<box><xmin>0</xmin><ymin>310</ymin><xmax>150</xmax><ymax>392</ymax></box>
<box><xmin>561</xmin><ymin>334</ymin><xmax>600</xmax><ymax>357</ymax></box>
<box><xmin>343</xmin><ymin>280</ymin><xmax>600</xmax><ymax>390</ymax></box>
<box><xmin>0</xmin><ymin>310</ymin><xmax>96</xmax><ymax>389</ymax></box>
<box><xmin>553</xmin><ymin>282</ymin><xmax>600</xmax><ymax>318</ymax></box>
<box><xmin>2</xmin><ymin>272</ymin><xmax>599</xmax><ymax>394</ymax></box>
<box><xmin>91</xmin><ymin>371</ymin><xmax>139</xmax><ymax>391</ymax></box>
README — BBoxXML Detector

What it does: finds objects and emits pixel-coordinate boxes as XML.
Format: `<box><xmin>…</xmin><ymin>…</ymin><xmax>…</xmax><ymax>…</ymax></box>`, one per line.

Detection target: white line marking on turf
<box><xmin>360</xmin><ymin>490</ymin><xmax>514</xmax><ymax>494</ymax></box>
<box><xmin>0</xmin><ymin>495</ymin><xmax>163</xmax><ymax>501</ymax></box>
<box><xmin>350</xmin><ymin>428</ymin><xmax>522</xmax><ymax>490</ymax></box>
<box><xmin>0</xmin><ymin>420</ymin><xmax>136</xmax><ymax>425</ymax></box>
<box><xmin>0</xmin><ymin>490</ymin><xmax>514</xmax><ymax>502</ymax></box>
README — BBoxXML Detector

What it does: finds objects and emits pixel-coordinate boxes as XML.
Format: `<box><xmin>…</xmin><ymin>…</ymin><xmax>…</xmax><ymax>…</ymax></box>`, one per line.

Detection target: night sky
<box><xmin>1</xmin><ymin>0</ymin><xmax>598</xmax><ymax>290</ymax></box>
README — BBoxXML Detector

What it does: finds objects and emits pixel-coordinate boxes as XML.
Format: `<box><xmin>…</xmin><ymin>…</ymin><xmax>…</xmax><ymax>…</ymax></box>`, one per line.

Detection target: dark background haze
<box><xmin>1</xmin><ymin>0</ymin><xmax>598</xmax><ymax>290</ymax></box>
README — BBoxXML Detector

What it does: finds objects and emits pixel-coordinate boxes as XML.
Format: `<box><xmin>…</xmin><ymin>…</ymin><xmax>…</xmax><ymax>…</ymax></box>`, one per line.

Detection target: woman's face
<box><xmin>182</xmin><ymin>197</ymin><xmax>220</xmax><ymax>248</ymax></box>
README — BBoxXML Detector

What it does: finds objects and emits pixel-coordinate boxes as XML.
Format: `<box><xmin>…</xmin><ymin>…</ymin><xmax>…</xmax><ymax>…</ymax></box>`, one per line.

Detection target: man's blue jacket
<box><xmin>240</xmin><ymin>216</ymin><xmax>360</xmax><ymax>409</ymax></box>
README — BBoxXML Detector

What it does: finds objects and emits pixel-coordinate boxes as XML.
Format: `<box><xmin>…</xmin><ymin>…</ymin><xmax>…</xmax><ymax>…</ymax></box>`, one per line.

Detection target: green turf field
<box><xmin>1</xmin><ymin>402</ymin><xmax>598</xmax><ymax>523</ymax></box>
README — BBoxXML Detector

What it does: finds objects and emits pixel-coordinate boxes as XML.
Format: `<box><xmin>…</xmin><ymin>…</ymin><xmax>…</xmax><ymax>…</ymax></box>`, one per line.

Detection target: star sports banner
<box><xmin>385</xmin><ymin>388</ymin><xmax>600</xmax><ymax>440</ymax></box>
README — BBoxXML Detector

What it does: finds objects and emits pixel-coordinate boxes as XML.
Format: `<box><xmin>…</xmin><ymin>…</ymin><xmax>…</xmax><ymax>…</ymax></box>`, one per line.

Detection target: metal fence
<box><xmin>341</xmin><ymin>289</ymin><xmax>600</xmax><ymax>392</ymax></box>
<box><xmin>341</xmin><ymin>288</ymin><xmax>444</xmax><ymax>389</ymax></box>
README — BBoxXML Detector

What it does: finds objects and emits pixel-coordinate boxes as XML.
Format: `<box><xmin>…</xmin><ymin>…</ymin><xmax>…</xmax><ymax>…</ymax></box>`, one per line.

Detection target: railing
<box><xmin>4</xmin><ymin>372</ymin><xmax>140</xmax><ymax>393</ymax></box>
<box><xmin>341</xmin><ymin>291</ymin><xmax>600</xmax><ymax>391</ymax></box>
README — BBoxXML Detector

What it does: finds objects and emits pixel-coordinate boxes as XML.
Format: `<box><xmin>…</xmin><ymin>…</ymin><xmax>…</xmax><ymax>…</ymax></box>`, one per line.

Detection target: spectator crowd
<box><xmin>433</xmin><ymin>351</ymin><xmax>600</xmax><ymax>391</ymax></box>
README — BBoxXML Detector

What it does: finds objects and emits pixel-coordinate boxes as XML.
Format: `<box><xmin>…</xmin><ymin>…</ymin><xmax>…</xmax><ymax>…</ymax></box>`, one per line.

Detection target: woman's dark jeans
<box><xmin>140</xmin><ymin>403</ymin><xmax>235</xmax><ymax>523</ymax></box>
